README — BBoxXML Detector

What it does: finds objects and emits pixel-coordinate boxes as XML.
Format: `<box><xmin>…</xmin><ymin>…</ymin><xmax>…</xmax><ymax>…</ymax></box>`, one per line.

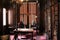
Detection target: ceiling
<box><xmin>0</xmin><ymin>0</ymin><xmax>38</xmax><ymax>8</ymax></box>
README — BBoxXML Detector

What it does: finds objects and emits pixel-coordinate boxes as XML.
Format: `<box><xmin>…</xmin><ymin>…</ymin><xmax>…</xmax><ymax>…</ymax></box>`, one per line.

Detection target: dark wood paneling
<box><xmin>0</xmin><ymin>8</ymin><xmax>3</xmax><ymax>35</ymax></box>
<box><xmin>58</xmin><ymin>2</ymin><xmax>60</xmax><ymax>40</ymax></box>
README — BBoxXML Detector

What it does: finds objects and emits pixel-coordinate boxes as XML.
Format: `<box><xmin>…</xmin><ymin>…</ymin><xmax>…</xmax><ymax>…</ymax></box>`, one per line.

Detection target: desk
<box><xmin>13</xmin><ymin>28</ymin><xmax>33</xmax><ymax>40</ymax></box>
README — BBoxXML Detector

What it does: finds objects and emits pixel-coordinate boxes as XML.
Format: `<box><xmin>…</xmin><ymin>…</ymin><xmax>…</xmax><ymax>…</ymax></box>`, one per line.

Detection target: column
<box><xmin>58</xmin><ymin>1</ymin><xmax>60</xmax><ymax>40</ymax></box>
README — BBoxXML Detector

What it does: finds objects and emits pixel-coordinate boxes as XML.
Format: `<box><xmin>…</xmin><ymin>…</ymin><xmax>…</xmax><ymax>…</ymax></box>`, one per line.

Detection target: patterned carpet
<box><xmin>0</xmin><ymin>34</ymin><xmax>48</xmax><ymax>40</ymax></box>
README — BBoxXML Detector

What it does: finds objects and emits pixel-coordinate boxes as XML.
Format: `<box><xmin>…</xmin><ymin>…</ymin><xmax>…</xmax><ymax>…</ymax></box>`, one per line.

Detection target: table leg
<box><xmin>14</xmin><ymin>33</ymin><xmax>18</xmax><ymax>40</ymax></box>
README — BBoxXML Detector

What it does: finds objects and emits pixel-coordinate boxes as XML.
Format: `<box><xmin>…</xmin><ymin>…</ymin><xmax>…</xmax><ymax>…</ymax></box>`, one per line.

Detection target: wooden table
<box><xmin>13</xmin><ymin>28</ymin><xmax>33</xmax><ymax>40</ymax></box>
